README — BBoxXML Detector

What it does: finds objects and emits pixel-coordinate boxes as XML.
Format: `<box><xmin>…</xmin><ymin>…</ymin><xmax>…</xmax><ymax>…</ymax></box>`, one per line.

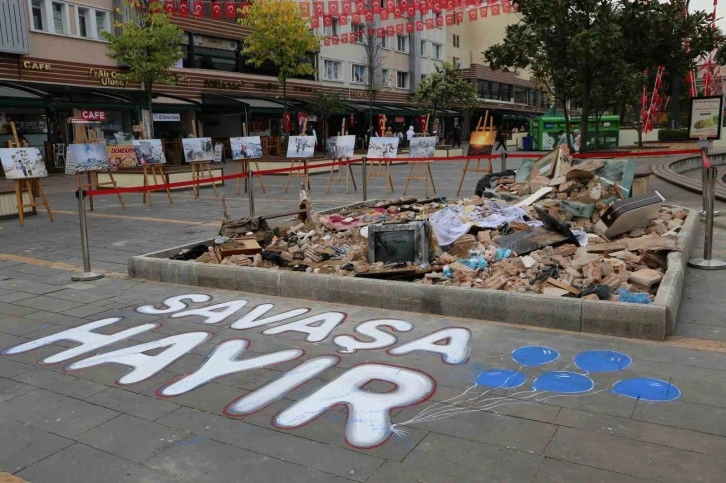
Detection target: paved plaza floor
<box><xmin>1</xmin><ymin>154</ymin><xmax>726</xmax><ymax>482</ymax></box>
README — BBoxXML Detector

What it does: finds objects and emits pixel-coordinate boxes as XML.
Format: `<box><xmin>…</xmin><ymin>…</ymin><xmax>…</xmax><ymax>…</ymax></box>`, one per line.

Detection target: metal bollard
<box><xmin>71</xmin><ymin>189</ymin><xmax>104</xmax><ymax>281</ymax></box>
<box><xmin>688</xmin><ymin>167</ymin><xmax>726</xmax><ymax>270</ymax></box>
<box><xmin>700</xmin><ymin>165</ymin><xmax>720</xmax><ymax>217</ymax></box>
<box><xmin>362</xmin><ymin>156</ymin><xmax>368</xmax><ymax>201</ymax></box>
<box><xmin>500</xmin><ymin>152</ymin><xmax>507</xmax><ymax>172</ymax></box>
<box><xmin>247</xmin><ymin>170</ymin><xmax>255</xmax><ymax>218</ymax></box>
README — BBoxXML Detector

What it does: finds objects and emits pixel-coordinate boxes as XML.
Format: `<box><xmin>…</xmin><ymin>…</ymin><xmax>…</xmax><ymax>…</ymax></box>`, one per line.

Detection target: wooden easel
<box><xmin>403</xmin><ymin>161</ymin><xmax>436</xmax><ymax>197</ymax></box>
<box><xmin>367</xmin><ymin>159</ymin><xmax>394</xmax><ymax>193</ymax></box>
<box><xmin>236</xmin><ymin>159</ymin><xmax>266</xmax><ymax>195</ymax></box>
<box><xmin>71</xmin><ymin>120</ymin><xmax>126</xmax><ymax>211</ymax></box>
<box><xmin>326</xmin><ymin>158</ymin><xmax>357</xmax><ymax>194</ymax></box>
<box><xmin>284</xmin><ymin>159</ymin><xmax>310</xmax><ymax>193</ymax></box>
<box><xmin>190</xmin><ymin>161</ymin><xmax>219</xmax><ymax>198</ymax></box>
<box><xmin>456</xmin><ymin>111</ymin><xmax>496</xmax><ymax>196</ymax></box>
<box><xmin>135</xmin><ymin>124</ymin><xmax>172</xmax><ymax>206</ymax></box>
<box><xmin>6</xmin><ymin>122</ymin><xmax>54</xmax><ymax>226</ymax></box>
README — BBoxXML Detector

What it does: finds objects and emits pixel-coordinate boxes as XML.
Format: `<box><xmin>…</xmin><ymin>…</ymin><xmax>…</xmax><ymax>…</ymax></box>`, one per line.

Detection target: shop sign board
<box><xmin>688</xmin><ymin>96</ymin><xmax>723</xmax><ymax>140</ymax></box>
<box><xmin>80</xmin><ymin>110</ymin><xmax>107</xmax><ymax>122</ymax></box>
<box><xmin>153</xmin><ymin>113</ymin><xmax>181</xmax><ymax>122</ymax></box>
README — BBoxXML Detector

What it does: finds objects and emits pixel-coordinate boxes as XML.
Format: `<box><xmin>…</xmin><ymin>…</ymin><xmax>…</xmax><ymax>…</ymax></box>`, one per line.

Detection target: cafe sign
<box><xmin>79</xmin><ymin>110</ymin><xmax>107</xmax><ymax>121</ymax></box>
<box><xmin>89</xmin><ymin>68</ymin><xmax>127</xmax><ymax>87</ymax></box>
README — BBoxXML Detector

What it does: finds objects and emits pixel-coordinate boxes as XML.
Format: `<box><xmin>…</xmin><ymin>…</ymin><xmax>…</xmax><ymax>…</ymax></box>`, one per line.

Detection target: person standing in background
<box><xmin>494</xmin><ymin>127</ymin><xmax>508</xmax><ymax>151</ymax></box>
<box><xmin>406</xmin><ymin>125</ymin><xmax>415</xmax><ymax>147</ymax></box>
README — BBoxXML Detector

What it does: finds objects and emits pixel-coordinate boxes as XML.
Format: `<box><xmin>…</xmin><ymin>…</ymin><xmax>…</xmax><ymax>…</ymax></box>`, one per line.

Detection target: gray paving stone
<box><xmin>402</xmin><ymin>432</ymin><xmax>543</xmax><ymax>481</ymax></box>
<box><xmin>0</xmin><ymin>314</ymin><xmax>51</xmax><ymax>336</ymax></box>
<box><xmin>0</xmin><ymin>377</ymin><xmax>34</xmax><ymax>403</ymax></box>
<box><xmin>146</xmin><ymin>437</ymin><xmax>353</xmax><ymax>482</ymax></box>
<box><xmin>144</xmin><ymin>381</ymin><xmax>245</xmax><ymax>414</ymax></box>
<box><xmin>76</xmin><ymin>414</ymin><xmax>186</xmax><ymax>463</ymax></box>
<box><xmin>544</xmin><ymin>426</ymin><xmax>726</xmax><ymax>481</ymax></box>
<box><xmin>0</xmin><ymin>301</ymin><xmax>36</xmax><ymax>317</ymax></box>
<box><xmin>12</xmin><ymin>368</ymin><xmax>107</xmax><ymax>399</ymax></box>
<box><xmin>0</xmin><ymin>357</ymin><xmax>34</xmax><ymax>378</ymax></box>
<box><xmin>555</xmin><ymin>407</ymin><xmax>726</xmax><ymax>458</ymax></box>
<box><xmin>85</xmin><ymin>387</ymin><xmax>180</xmax><ymax>421</ymax></box>
<box><xmin>0</xmin><ymin>280</ymin><xmax>66</xmax><ymax>295</ymax></box>
<box><xmin>0</xmin><ymin>292</ymin><xmax>39</xmax><ymax>303</ymax></box>
<box><xmin>156</xmin><ymin>407</ymin><xmax>384</xmax><ymax>481</ymax></box>
<box><xmin>0</xmin><ymin>389</ymin><xmax>118</xmax><ymax>438</ymax></box>
<box><xmin>12</xmin><ymin>295</ymin><xmax>87</xmax><ymax>313</ymax></box>
<box><xmin>68</xmin><ymin>366</ymin><xmax>177</xmax><ymax>394</ymax></box>
<box><xmin>0</xmin><ymin>415</ymin><xmax>74</xmax><ymax>473</ymax></box>
<box><xmin>533</xmin><ymin>458</ymin><xmax>646</xmax><ymax>483</ymax></box>
<box><xmin>366</xmin><ymin>461</ymin><xmax>466</xmax><ymax>483</ymax></box>
<box><xmin>21</xmin><ymin>310</ymin><xmax>95</xmax><ymax>328</ymax></box>
<box><xmin>61</xmin><ymin>302</ymin><xmax>123</xmax><ymax>318</ymax></box>
<box><xmin>394</xmin><ymin>403</ymin><xmax>557</xmax><ymax>454</ymax></box>
<box><xmin>632</xmin><ymin>399</ymin><xmax>726</xmax><ymax>437</ymax></box>
<box><xmin>16</xmin><ymin>442</ymin><xmax>187</xmax><ymax>483</ymax></box>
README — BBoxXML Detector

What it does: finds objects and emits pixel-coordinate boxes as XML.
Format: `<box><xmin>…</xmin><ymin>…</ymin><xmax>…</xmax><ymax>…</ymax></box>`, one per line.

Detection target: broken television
<box><xmin>367</xmin><ymin>221</ymin><xmax>429</xmax><ymax>265</ymax></box>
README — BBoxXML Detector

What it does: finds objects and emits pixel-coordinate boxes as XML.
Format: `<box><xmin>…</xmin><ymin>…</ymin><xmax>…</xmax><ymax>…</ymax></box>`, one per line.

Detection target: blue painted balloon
<box><xmin>512</xmin><ymin>346</ymin><xmax>559</xmax><ymax>366</ymax></box>
<box><xmin>574</xmin><ymin>350</ymin><xmax>632</xmax><ymax>373</ymax></box>
<box><xmin>476</xmin><ymin>369</ymin><xmax>526</xmax><ymax>389</ymax></box>
<box><xmin>532</xmin><ymin>371</ymin><xmax>594</xmax><ymax>393</ymax></box>
<box><xmin>611</xmin><ymin>378</ymin><xmax>681</xmax><ymax>402</ymax></box>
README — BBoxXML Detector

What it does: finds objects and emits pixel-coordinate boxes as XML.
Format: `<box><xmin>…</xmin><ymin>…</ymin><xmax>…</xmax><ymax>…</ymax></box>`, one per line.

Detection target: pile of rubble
<box><xmin>180</xmin><ymin>148</ymin><xmax>685</xmax><ymax>304</ymax></box>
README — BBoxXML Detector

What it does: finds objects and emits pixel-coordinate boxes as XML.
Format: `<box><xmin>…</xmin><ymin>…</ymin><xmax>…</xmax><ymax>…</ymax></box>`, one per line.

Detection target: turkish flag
<box><xmin>332</xmin><ymin>36</ymin><xmax>339</xmax><ymax>45</ymax></box>
<box><xmin>394</xmin><ymin>7</ymin><xmax>402</xmax><ymax>18</ymax></box>
<box><xmin>406</xmin><ymin>22</ymin><xmax>414</xmax><ymax>33</ymax></box>
<box><xmin>372</xmin><ymin>2</ymin><xmax>380</xmax><ymax>13</ymax></box>
<box><xmin>435</xmin><ymin>15</ymin><xmax>443</xmax><ymax>26</ymax></box>
<box><xmin>341</xmin><ymin>33</ymin><xmax>349</xmax><ymax>43</ymax></box>
<box><xmin>329</xmin><ymin>0</ymin><xmax>339</xmax><ymax>16</ymax></box>
<box><xmin>212</xmin><ymin>1</ymin><xmax>223</xmax><ymax>17</ymax></box>
<box><xmin>386</xmin><ymin>26</ymin><xmax>395</xmax><ymax>36</ymax></box>
<box><xmin>365</xmin><ymin>12</ymin><xmax>374</xmax><ymax>22</ymax></box>
<box><xmin>446</xmin><ymin>0</ymin><xmax>454</xmax><ymax>10</ymax></box>
<box><xmin>193</xmin><ymin>2</ymin><xmax>203</xmax><ymax>16</ymax></box>
<box><xmin>425</xmin><ymin>18</ymin><xmax>433</xmax><ymax>29</ymax></box>
<box><xmin>299</xmin><ymin>2</ymin><xmax>310</xmax><ymax>17</ymax></box>
<box><xmin>407</xmin><ymin>6</ymin><xmax>415</xmax><ymax>17</ymax></box>
<box><xmin>355</xmin><ymin>1</ymin><xmax>365</xmax><ymax>13</ymax></box>
<box><xmin>349</xmin><ymin>32</ymin><xmax>357</xmax><ymax>42</ymax></box>
<box><xmin>480</xmin><ymin>6</ymin><xmax>487</xmax><ymax>17</ymax></box>
<box><xmin>342</xmin><ymin>1</ymin><xmax>352</xmax><ymax>14</ymax></box>
<box><xmin>353</xmin><ymin>13</ymin><xmax>360</xmax><ymax>23</ymax></box>
<box><xmin>492</xmin><ymin>5</ymin><xmax>500</xmax><ymax>15</ymax></box>
<box><xmin>396</xmin><ymin>23</ymin><xmax>404</xmax><ymax>35</ymax></box>
<box><xmin>324</xmin><ymin>36</ymin><xmax>331</xmax><ymax>46</ymax></box>
<box><xmin>503</xmin><ymin>4</ymin><xmax>512</xmax><ymax>13</ymax></box>
<box><xmin>433</xmin><ymin>1</ymin><xmax>442</xmax><ymax>13</ymax></box>
<box><xmin>313</xmin><ymin>0</ymin><xmax>324</xmax><ymax>17</ymax></box>
<box><xmin>240</xmin><ymin>1</ymin><xmax>251</xmax><ymax>18</ymax></box>
<box><xmin>416</xmin><ymin>20</ymin><xmax>424</xmax><ymax>31</ymax></box>
<box><xmin>400</xmin><ymin>0</ymin><xmax>408</xmax><ymax>8</ymax></box>
<box><xmin>380</xmin><ymin>9</ymin><xmax>389</xmax><ymax>20</ymax></box>
<box><xmin>310</xmin><ymin>17</ymin><xmax>320</xmax><ymax>28</ymax></box>
<box><xmin>386</xmin><ymin>0</ymin><xmax>395</xmax><ymax>11</ymax></box>
<box><xmin>323</xmin><ymin>15</ymin><xmax>332</xmax><ymax>27</ymax></box>
<box><xmin>453</xmin><ymin>0</ymin><xmax>462</xmax><ymax>7</ymax></box>
<box><xmin>468</xmin><ymin>9</ymin><xmax>477</xmax><ymax>20</ymax></box>
<box><xmin>421</xmin><ymin>4</ymin><xmax>429</xmax><ymax>14</ymax></box>
<box><xmin>164</xmin><ymin>0</ymin><xmax>175</xmax><ymax>14</ymax></box>
<box><xmin>225</xmin><ymin>1</ymin><xmax>236</xmax><ymax>18</ymax></box>
<box><xmin>178</xmin><ymin>0</ymin><xmax>189</xmax><ymax>16</ymax></box>
<box><xmin>445</xmin><ymin>14</ymin><xmax>454</xmax><ymax>25</ymax></box>
<box><xmin>376</xmin><ymin>28</ymin><xmax>384</xmax><ymax>38</ymax></box>
<box><xmin>340</xmin><ymin>14</ymin><xmax>348</xmax><ymax>24</ymax></box>
<box><xmin>456</xmin><ymin>11</ymin><xmax>463</xmax><ymax>23</ymax></box>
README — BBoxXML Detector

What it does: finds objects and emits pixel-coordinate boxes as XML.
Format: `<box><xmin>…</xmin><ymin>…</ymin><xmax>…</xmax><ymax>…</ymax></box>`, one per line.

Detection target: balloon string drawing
<box><xmin>391</xmin><ymin>346</ymin><xmax>680</xmax><ymax>437</ymax></box>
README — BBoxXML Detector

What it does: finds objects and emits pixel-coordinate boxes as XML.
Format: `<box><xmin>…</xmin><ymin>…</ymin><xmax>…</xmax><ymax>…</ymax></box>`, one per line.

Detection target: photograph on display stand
<box><xmin>182</xmin><ymin>137</ymin><xmax>214</xmax><ymax>163</ymax></box>
<box><xmin>106</xmin><ymin>145</ymin><xmax>138</xmax><ymax>169</ymax></box>
<box><xmin>467</xmin><ymin>131</ymin><xmax>495</xmax><ymax>155</ymax></box>
<box><xmin>326</xmin><ymin>135</ymin><xmax>356</xmax><ymax>159</ymax></box>
<box><xmin>408</xmin><ymin>136</ymin><xmax>437</xmax><ymax>158</ymax></box>
<box><xmin>286</xmin><ymin>135</ymin><xmax>316</xmax><ymax>158</ymax></box>
<box><xmin>0</xmin><ymin>147</ymin><xmax>48</xmax><ymax>179</ymax></box>
<box><xmin>113</xmin><ymin>132</ymin><xmax>135</xmax><ymax>145</ymax></box>
<box><xmin>230</xmin><ymin>137</ymin><xmax>263</xmax><ymax>159</ymax></box>
<box><xmin>367</xmin><ymin>137</ymin><xmax>400</xmax><ymax>158</ymax></box>
<box><xmin>66</xmin><ymin>143</ymin><xmax>110</xmax><ymax>173</ymax></box>
<box><xmin>132</xmin><ymin>139</ymin><xmax>167</xmax><ymax>165</ymax></box>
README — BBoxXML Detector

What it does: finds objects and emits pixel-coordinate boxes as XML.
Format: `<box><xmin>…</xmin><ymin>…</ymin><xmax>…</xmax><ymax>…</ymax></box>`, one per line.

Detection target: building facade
<box><xmin>0</xmin><ymin>0</ymin><xmax>547</xmax><ymax>168</ymax></box>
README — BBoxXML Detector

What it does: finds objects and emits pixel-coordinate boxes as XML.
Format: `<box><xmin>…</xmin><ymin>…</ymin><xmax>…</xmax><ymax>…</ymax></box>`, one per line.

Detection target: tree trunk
<box><xmin>579</xmin><ymin>77</ymin><xmax>591</xmax><ymax>153</ymax></box>
<box><xmin>282</xmin><ymin>76</ymin><xmax>288</xmax><ymax>134</ymax></box>
<box><xmin>146</xmin><ymin>81</ymin><xmax>154</xmax><ymax>139</ymax></box>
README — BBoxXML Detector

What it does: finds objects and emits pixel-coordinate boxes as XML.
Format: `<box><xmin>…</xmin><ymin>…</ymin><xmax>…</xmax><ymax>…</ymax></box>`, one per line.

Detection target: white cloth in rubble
<box><xmin>429</xmin><ymin>203</ymin><xmax>527</xmax><ymax>246</ymax></box>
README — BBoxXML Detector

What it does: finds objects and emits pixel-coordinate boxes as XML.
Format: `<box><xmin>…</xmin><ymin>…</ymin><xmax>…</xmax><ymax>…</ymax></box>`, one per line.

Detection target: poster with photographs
<box><xmin>107</xmin><ymin>145</ymin><xmax>138</xmax><ymax>169</ymax></box>
<box><xmin>132</xmin><ymin>139</ymin><xmax>166</xmax><ymax>165</ymax></box>
<box><xmin>0</xmin><ymin>147</ymin><xmax>48</xmax><ymax>179</ymax></box>
<box><xmin>113</xmin><ymin>132</ymin><xmax>135</xmax><ymax>145</ymax></box>
<box><xmin>326</xmin><ymin>135</ymin><xmax>356</xmax><ymax>159</ymax></box>
<box><xmin>408</xmin><ymin>136</ymin><xmax>437</xmax><ymax>158</ymax></box>
<box><xmin>229</xmin><ymin>137</ymin><xmax>263</xmax><ymax>160</ymax></box>
<box><xmin>182</xmin><ymin>137</ymin><xmax>214</xmax><ymax>163</ymax></box>
<box><xmin>66</xmin><ymin>143</ymin><xmax>110</xmax><ymax>174</ymax></box>
<box><xmin>467</xmin><ymin>131</ymin><xmax>495</xmax><ymax>155</ymax></box>
<box><xmin>286</xmin><ymin>135</ymin><xmax>316</xmax><ymax>158</ymax></box>
<box><xmin>367</xmin><ymin>137</ymin><xmax>400</xmax><ymax>158</ymax></box>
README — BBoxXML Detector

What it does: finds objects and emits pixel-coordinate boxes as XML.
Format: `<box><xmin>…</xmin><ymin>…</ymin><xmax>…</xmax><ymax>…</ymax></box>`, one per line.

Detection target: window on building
<box><xmin>31</xmin><ymin>0</ymin><xmax>44</xmax><ymax>30</ymax></box>
<box><xmin>434</xmin><ymin>12</ymin><xmax>442</xmax><ymax>26</ymax></box>
<box><xmin>432</xmin><ymin>43</ymin><xmax>442</xmax><ymax>60</ymax></box>
<box><xmin>396</xmin><ymin>71</ymin><xmax>409</xmax><ymax>89</ymax></box>
<box><xmin>420</xmin><ymin>40</ymin><xmax>427</xmax><ymax>57</ymax></box>
<box><xmin>352</xmin><ymin>23</ymin><xmax>365</xmax><ymax>44</ymax></box>
<box><xmin>95</xmin><ymin>10</ymin><xmax>109</xmax><ymax>38</ymax></box>
<box><xmin>453</xmin><ymin>34</ymin><xmax>460</xmax><ymax>48</ymax></box>
<box><xmin>324</xmin><ymin>59</ymin><xmax>342</xmax><ymax>81</ymax></box>
<box><xmin>381</xmin><ymin>35</ymin><xmax>388</xmax><ymax>49</ymax></box>
<box><xmin>381</xmin><ymin>68</ymin><xmax>391</xmax><ymax>87</ymax></box>
<box><xmin>77</xmin><ymin>7</ymin><xmax>90</xmax><ymax>38</ymax></box>
<box><xmin>421</xmin><ymin>73</ymin><xmax>426</xmax><ymax>83</ymax></box>
<box><xmin>51</xmin><ymin>2</ymin><xmax>67</xmax><ymax>34</ymax></box>
<box><xmin>396</xmin><ymin>35</ymin><xmax>409</xmax><ymax>53</ymax></box>
<box><xmin>352</xmin><ymin>64</ymin><xmax>367</xmax><ymax>84</ymax></box>
<box><xmin>324</xmin><ymin>18</ymin><xmax>339</xmax><ymax>36</ymax></box>
<box><xmin>514</xmin><ymin>85</ymin><xmax>528</xmax><ymax>104</ymax></box>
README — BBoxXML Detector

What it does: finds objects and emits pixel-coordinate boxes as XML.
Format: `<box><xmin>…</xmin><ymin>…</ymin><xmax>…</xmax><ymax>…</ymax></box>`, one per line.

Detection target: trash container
<box><xmin>523</xmin><ymin>136</ymin><xmax>534</xmax><ymax>151</ymax></box>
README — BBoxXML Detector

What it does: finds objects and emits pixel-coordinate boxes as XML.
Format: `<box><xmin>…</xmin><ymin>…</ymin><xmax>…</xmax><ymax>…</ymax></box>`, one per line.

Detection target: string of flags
<box><xmin>641</xmin><ymin>66</ymin><xmax>667</xmax><ymax>134</ymax></box>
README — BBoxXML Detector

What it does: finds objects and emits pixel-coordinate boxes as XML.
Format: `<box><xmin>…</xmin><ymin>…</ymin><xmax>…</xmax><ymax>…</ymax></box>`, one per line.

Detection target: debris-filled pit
<box><xmin>130</xmin><ymin>148</ymin><xmax>698</xmax><ymax>340</ymax></box>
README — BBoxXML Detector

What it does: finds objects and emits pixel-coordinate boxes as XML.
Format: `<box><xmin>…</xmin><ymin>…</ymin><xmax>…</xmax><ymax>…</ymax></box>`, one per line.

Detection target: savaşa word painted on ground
<box><xmin>1</xmin><ymin>294</ymin><xmax>680</xmax><ymax>448</ymax></box>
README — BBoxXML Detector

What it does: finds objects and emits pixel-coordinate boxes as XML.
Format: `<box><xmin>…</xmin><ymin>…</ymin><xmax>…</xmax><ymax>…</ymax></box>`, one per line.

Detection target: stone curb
<box><xmin>128</xmin><ymin>205</ymin><xmax>699</xmax><ymax>341</ymax></box>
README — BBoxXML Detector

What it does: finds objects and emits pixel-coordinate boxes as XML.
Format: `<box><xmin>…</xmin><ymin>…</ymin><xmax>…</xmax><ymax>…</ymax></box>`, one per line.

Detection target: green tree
<box><xmin>240</xmin><ymin>0</ymin><xmax>319</xmax><ymax>132</ymax></box>
<box><xmin>412</xmin><ymin>62</ymin><xmax>478</xmax><ymax>134</ymax></box>
<box><xmin>102</xmin><ymin>1</ymin><xmax>184</xmax><ymax>137</ymax></box>
<box><xmin>359</xmin><ymin>23</ymin><xmax>385</xmax><ymax>135</ymax></box>
<box><xmin>307</xmin><ymin>91</ymin><xmax>346</xmax><ymax>149</ymax></box>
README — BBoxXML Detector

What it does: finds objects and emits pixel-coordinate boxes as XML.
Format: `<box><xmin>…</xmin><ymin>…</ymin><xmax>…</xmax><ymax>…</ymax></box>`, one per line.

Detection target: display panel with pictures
<box><xmin>408</xmin><ymin>136</ymin><xmax>437</xmax><ymax>158</ymax></box>
<box><xmin>113</xmin><ymin>132</ymin><xmax>135</xmax><ymax>145</ymax></box>
<box><xmin>467</xmin><ymin>130</ymin><xmax>496</xmax><ymax>155</ymax></box>
<box><xmin>132</xmin><ymin>139</ymin><xmax>167</xmax><ymax>165</ymax></box>
<box><xmin>230</xmin><ymin>137</ymin><xmax>263</xmax><ymax>160</ymax></box>
<box><xmin>182</xmin><ymin>137</ymin><xmax>214</xmax><ymax>163</ymax></box>
<box><xmin>65</xmin><ymin>143</ymin><xmax>110</xmax><ymax>174</ymax></box>
<box><xmin>326</xmin><ymin>135</ymin><xmax>356</xmax><ymax>159</ymax></box>
<box><xmin>286</xmin><ymin>135</ymin><xmax>316</xmax><ymax>158</ymax></box>
<box><xmin>0</xmin><ymin>147</ymin><xmax>48</xmax><ymax>179</ymax></box>
<box><xmin>367</xmin><ymin>137</ymin><xmax>400</xmax><ymax>158</ymax></box>
<box><xmin>107</xmin><ymin>145</ymin><xmax>138</xmax><ymax>169</ymax></box>
<box><xmin>688</xmin><ymin>96</ymin><xmax>723</xmax><ymax>139</ymax></box>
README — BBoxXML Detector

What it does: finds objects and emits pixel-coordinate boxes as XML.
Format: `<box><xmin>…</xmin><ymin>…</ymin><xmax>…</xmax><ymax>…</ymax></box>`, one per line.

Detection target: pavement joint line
<box><xmin>0</xmin><ymin>253</ymin><xmax>127</xmax><ymax>279</ymax></box>
<box><xmin>39</xmin><ymin>209</ymin><xmax>219</xmax><ymax>227</ymax></box>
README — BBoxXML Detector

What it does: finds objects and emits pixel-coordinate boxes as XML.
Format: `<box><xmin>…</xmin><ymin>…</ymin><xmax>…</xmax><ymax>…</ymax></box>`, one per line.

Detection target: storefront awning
<box><xmin>203</xmin><ymin>94</ymin><xmax>289</xmax><ymax>114</ymax></box>
<box><xmin>153</xmin><ymin>94</ymin><xmax>200</xmax><ymax>112</ymax></box>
